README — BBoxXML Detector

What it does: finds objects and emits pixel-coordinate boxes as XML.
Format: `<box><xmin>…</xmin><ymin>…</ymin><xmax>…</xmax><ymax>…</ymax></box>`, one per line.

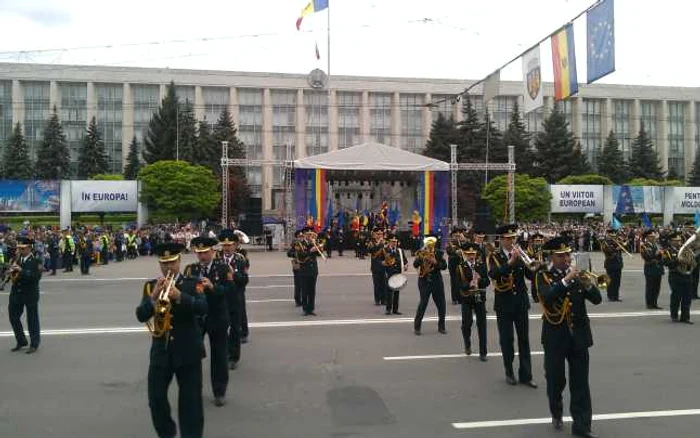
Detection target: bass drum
<box><xmin>387</xmin><ymin>273</ymin><xmax>408</xmax><ymax>291</ymax></box>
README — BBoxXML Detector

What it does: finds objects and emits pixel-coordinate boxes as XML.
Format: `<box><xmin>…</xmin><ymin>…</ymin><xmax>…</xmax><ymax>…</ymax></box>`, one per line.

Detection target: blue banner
<box><xmin>0</xmin><ymin>180</ymin><xmax>60</xmax><ymax>213</ymax></box>
<box><xmin>611</xmin><ymin>185</ymin><xmax>662</xmax><ymax>214</ymax></box>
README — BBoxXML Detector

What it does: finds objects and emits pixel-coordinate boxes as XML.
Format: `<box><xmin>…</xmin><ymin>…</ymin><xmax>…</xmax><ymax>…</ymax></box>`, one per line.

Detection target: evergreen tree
<box><xmin>598</xmin><ymin>131</ymin><xmax>628</xmax><ymax>183</ymax></box>
<box><xmin>2</xmin><ymin>123</ymin><xmax>34</xmax><ymax>179</ymax></box>
<box><xmin>687</xmin><ymin>151</ymin><xmax>700</xmax><ymax>186</ymax></box>
<box><xmin>629</xmin><ymin>123</ymin><xmax>663</xmax><ymax>180</ymax></box>
<box><xmin>533</xmin><ymin>105</ymin><xmax>584</xmax><ymax>183</ymax></box>
<box><xmin>456</xmin><ymin>96</ymin><xmax>484</xmax><ymax>162</ymax></box>
<box><xmin>123</xmin><ymin>136</ymin><xmax>141</xmax><ymax>180</ymax></box>
<box><xmin>480</xmin><ymin>112</ymin><xmax>506</xmax><ymax>165</ymax></box>
<box><xmin>211</xmin><ymin>108</ymin><xmax>251</xmax><ymax>218</ymax></box>
<box><xmin>77</xmin><ymin>116</ymin><xmax>109</xmax><ymax>179</ymax></box>
<box><xmin>503</xmin><ymin>100</ymin><xmax>534</xmax><ymax>175</ymax></box>
<box><xmin>143</xmin><ymin>82</ymin><xmax>179</xmax><ymax>164</ymax></box>
<box><xmin>213</xmin><ymin>107</ymin><xmax>247</xmax><ymax>162</ymax></box>
<box><xmin>666</xmin><ymin>164</ymin><xmax>680</xmax><ymax>181</ymax></box>
<box><xmin>193</xmin><ymin>120</ymin><xmax>218</xmax><ymax>170</ymax></box>
<box><xmin>177</xmin><ymin>99</ymin><xmax>197</xmax><ymax>163</ymax></box>
<box><xmin>35</xmin><ymin>107</ymin><xmax>70</xmax><ymax>179</ymax></box>
<box><xmin>423</xmin><ymin>112</ymin><xmax>457</xmax><ymax>162</ymax></box>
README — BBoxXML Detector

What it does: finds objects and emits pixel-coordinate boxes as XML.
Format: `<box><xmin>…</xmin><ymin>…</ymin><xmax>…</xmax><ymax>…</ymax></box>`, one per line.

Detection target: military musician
<box><xmin>368</xmin><ymin>228</ymin><xmax>387</xmax><ymax>306</ymax></box>
<box><xmin>662</xmin><ymin>231</ymin><xmax>694</xmax><ymax>324</ymax></box>
<box><xmin>185</xmin><ymin>236</ymin><xmax>234</xmax><ymax>407</ymax></box>
<box><xmin>218</xmin><ymin>229</ymin><xmax>248</xmax><ymax>369</ymax></box>
<box><xmin>382</xmin><ymin>233</ymin><xmax>407</xmax><ymax>315</ymax></box>
<box><xmin>535</xmin><ymin>236</ymin><xmax>601</xmax><ymax>438</ymax></box>
<box><xmin>446</xmin><ymin>228</ymin><xmax>464</xmax><ymax>305</ymax></box>
<box><xmin>294</xmin><ymin>227</ymin><xmax>323</xmax><ymax>316</ymax></box>
<box><xmin>7</xmin><ymin>237</ymin><xmax>42</xmax><ymax>354</ymax></box>
<box><xmin>640</xmin><ymin>230</ymin><xmax>664</xmax><ymax>309</ymax></box>
<box><xmin>135</xmin><ymin>242</ymin><xmax>208</xmax><ymax>438</ymax></box>
<box><xmin>601</xmin><ymin>229</ymin><xmax>624</xmax><ymax>302</ymax></box>
<box><xmin>487</xmin><ymin>224</ymin><xmax>537</xmax><ymax>388</ymax></box>
<box><xmin>288</xmin><ymin>230</ymin><xmax>305</xmax><ymax>307</ymax></box>
<box><xmin>412</xmin><ymin>236</ymin><xmax>448</xmax><ymax>335</ymax></box>
<box><xmin>458</xmin><ymin>242</ymin><xmax>490</xmax><ymax>361</ymax></box>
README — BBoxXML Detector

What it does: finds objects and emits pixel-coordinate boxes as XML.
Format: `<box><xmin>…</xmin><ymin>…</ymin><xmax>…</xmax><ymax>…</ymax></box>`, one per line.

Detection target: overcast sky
<box><xmin>0</xmin><ymin>0</ymin><xmax>692</xmax><ymax>87</ymax></box>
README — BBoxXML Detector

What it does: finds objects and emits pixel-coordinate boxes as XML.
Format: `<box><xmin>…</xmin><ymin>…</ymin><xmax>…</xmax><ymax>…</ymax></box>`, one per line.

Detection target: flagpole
<box><xmin>327</xmin><ymin>2</ymin><xmax>331</xmax><ymax>79</ymax></box>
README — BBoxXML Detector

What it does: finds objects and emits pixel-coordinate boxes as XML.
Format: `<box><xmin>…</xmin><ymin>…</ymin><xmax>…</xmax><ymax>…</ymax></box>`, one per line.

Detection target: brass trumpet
<box><xmin>144</xmin><ymin>270</ymin><xmax>175</xmax><ymax>338</ymax></box>
<box><xmin>577</xmin><ymin>270</ymin><xmax>610</xmax><ymax>289</ymax></box>
<box><xmin>513</xmin><ymin>245</ymin><xmax>542</xmax><ymax>270</ymax></box>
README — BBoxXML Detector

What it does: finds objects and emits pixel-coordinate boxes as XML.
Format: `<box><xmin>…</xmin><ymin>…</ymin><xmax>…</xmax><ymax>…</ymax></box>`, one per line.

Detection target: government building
<box><xmin>0</xmin><ymin>62</ymin><xmax>697</xmax><ymax>214</ymax></box>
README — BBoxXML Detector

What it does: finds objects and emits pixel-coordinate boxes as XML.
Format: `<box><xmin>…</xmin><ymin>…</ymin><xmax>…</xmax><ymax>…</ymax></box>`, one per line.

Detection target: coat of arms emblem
<box><xmin>526</xmin><ymin>57</ymin><xmax>541</xmax><ymax>100</ymax></box>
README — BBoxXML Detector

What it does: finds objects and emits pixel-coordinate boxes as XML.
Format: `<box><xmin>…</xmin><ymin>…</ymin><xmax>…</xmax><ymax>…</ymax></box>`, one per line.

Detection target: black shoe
<box><xmin>392</xmin><ymin>311</ymin><xmax>402</xmax><ymax>315</ymax></box>
<box><xmin>229</xmin><ymin>361</ymin><xmax>238</xmax><ymax>370</ymax></box>
<box><xmin>479</xmin><ymin>355</ymin><xmax>488</xmax><ymax>362</ymax></box>
<box><xmin>438</xmin><ymin>328</ymin><xmax>447</xmax><ymax>334</ymax></box>
<box><xmin>25</xmin><ymin>347</ymin><xmax>38</xmax><ymax>354</ymax></box>
<box><xmin>552</xmin><ymin>417</ymin><xmax>563</xmax><ymax>430</ymax></box>
<box><xmin>385</xmin><ymin>311</ymin><xmax>391</xmax><ymax>315</ymax></box>
<box><xmin>671</xmin><ymin>316</ymin><xmax>679</xmax><ymax>322</ymax></box>
<box><xmin>414</xmin><ymin>329</ymin><xmax>421</xmax><ymax>335</ymax></box>
<box><xmin>11</xmin><ymin>343</ymin><xmax>27</xmax><ymax>352</ymax></box>
<box><xmin>505</xmin><ymin>375</ymin><xmax>517</xmax><ymax>386</ymax></box>
<box><xmin>572</xmin><ymin>430</ymin><xmax>598</xmax><ymax>438</ymax></box>
<box><xmin>681</xmin><ymin>320</ymin><xmax>695</xmax><ymax>325</ymax></box>
<box><xmin>521</xmin><ymin>380</ymin><xmax>538</xmax><ymax>389</ymax></box>
<box><xmin>653</xmin><ymin>305</ymin><xmax>663</xmax><ymax>309</ymax></box>
<box><xmin>465</xmin><ymin>347</ymin><xmax>472</xmax><ymax>356</ymax></box>
<box><xmin>214</xmin><ymin>397</ymin><xmax>226</xmax><ymax>407</ymax></box>
<box><xmin>308</xmin><ymin>312</ymin><xmax>317</xmax><ymax>316</ymax></box>
<box><xmin>295</xmin><ymin>303</ymin><xmax>302</xmax><ymax>307</ymax></box>
<box><xmin>241</xmin><ymin>337</ymin><xmax>249</xmax><ymax>344</ymax></box>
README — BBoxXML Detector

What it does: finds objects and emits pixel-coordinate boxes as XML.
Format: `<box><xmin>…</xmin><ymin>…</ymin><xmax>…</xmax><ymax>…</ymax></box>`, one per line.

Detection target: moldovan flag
<box><xmin>551</xmin><ymin>24</ymin><xmax>579</xmax><ymax>101</ymax></box>
<box><xmin>296</xmin><ymin>0</ymin><xmax>329</xmax><ymax>30</ymax></box>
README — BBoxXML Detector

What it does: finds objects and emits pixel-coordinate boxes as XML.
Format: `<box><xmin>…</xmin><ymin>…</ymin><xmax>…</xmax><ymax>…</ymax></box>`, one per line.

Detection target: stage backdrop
<box><xmin>0</xmin><ymin>180</ymin><xmax>60</xmax><ymax>213</ymax></box>
<box><xmin>417</xmin><ymin>171</ymin><xmax>449</xmax><ymax>243</ymax></box>
<box><xmin>611</xmin><ymin>185</ymin><xmax>663</xmax><ymax>214</ymax></box>
<box><xmin>294</xmin><ymin>169</ymin><xmax>328</xmax><ymax>230</ymax></box>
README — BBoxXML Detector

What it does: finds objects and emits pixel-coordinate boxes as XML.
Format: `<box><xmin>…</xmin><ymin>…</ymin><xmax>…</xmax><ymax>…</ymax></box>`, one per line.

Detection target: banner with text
<box><xmin>0</xmin><ymin>180</ymin><xmax>60</xmax><ymax>213</ymax></box>
<box><xmin>550</xmin><ymin>185</ymin><xmax>604</xmax><ymax>213</ymax></box>
<box><xmin>611</xmin><ymin>185</ymin><xmax>663</xmax><ymax>214</ymax></box>
<box><xmin>71</xmin><ymin>181</ymin><xmax>138</xmax><ymax>212</ymax></box>
<box><xmin>669</xmin><ymin>187</ymin><xmax>700</xmax><ymax>214</ymax></box>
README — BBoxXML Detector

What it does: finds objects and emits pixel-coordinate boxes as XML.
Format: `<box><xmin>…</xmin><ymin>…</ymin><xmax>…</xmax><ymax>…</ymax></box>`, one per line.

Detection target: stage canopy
<box><xmin>294</xmin><ymin>142</ymin><xmax>449</xmax><ymax>171</ymax></box>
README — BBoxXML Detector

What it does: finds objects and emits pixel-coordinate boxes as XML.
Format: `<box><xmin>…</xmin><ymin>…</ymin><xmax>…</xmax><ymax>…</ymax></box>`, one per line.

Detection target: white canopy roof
<box><xmin>294</xmin><ymin>142</ymin><xmax>449</xmax><ymax>171</ymax></box>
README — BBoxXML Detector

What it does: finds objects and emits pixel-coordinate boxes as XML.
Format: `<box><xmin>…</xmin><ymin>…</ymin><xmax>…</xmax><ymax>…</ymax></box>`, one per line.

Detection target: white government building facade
<box><xmin>0</xmin><ymin>62</ymin><xmax>698</xmax><ymax>213</ymax></box>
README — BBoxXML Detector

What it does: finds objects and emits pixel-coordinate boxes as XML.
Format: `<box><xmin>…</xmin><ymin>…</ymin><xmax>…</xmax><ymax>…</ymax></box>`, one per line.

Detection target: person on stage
<box><xmin>7</xmin><ymin>237</ymin><xmax>42</xmax><ymax>354</ymax></box>
<box><xmin>185</xmin><ymin>236</ymin><xmax>234</xmax><ymax>407</ymax></box>
<box><xmin>368</xmin><ymin>228</ymin><xmax>387</xmax><ymax>305</ymax></box>
<box><xmin>458</xmin><ymin>242</ymin><xmax>490</xmax><ymax>361</ymax></box>
<box><xmin>136</xmin><ymin>242</ymin><xmax>208</xmax><ymax>438</ymax></box>
<box><xmin>383</xmin><ymin>234</ymin><xmax>407</xmax><ymax>315</ymax></box>
<box><xmin>487</xmin><ymin>224</ymin><xmax>537</xmax><ymax>388</ymax></box>
<box><xmin>662</xmin><ymin>231</ymin><xmax>694</xmax><ymax>324</ymax></box>
<box><xmin>413</xmin><ymin>236</ymin><xmax>448</xmax><ymax>335</ymax></box>
<box><xmin>534</xmin><ymin>236</ymin><xmax>601</xmax><ymax>438</ymax></box>
<box><xmin>640</xmin><ymin>230</ymin><xmax>664</xmax><ymax>309</ymax></box>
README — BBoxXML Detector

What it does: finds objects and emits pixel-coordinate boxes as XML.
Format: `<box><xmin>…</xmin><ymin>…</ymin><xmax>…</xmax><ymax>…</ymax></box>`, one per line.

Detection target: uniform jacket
<box><xmin>413</xmin><ymin>250</ymin><xmax>447</xmax><ymax>287</ymax></box>
<box><xmin>11</xmin><ymin>253</ymin><xmax>42</xmax><ymax>296</ymax></box>
<box><xmin>488</xmin><ymin>248</ymin><xmax>531</xmax><ymax>313</ymax></box>
<box><xmin>368</xmin><ymin>240</ymin><xmax>386</xmax><ymax>272</ymax></box>
<box><xmin>290</xmin><ymin>241</ymin><xmax>320</xmax><ymax>277</ymax></box>
<box><xmin>457</xmin><ymin>256</ymin><xmax>490</xmax><ymax>304</ymax></box>
<box><xmin>383</xmin><ymin>246</ymin><xmax>407</xmax><ymax>277</ymax></box>
<box><xmin>640</xmin><ymin>241</ymin><xmax>665</xmax><ymax>277</ymax></box>
<box><xmin>184</xmin><ymin>260</ymin><xmax>233</xmax><ymax>331</ymax></box>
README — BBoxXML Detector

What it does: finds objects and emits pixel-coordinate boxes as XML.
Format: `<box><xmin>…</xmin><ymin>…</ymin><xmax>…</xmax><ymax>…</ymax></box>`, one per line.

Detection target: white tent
<box><xmin>294</xmin><ymin>142</ymin><xmax>449</xmax><ymax>171</ymax></box>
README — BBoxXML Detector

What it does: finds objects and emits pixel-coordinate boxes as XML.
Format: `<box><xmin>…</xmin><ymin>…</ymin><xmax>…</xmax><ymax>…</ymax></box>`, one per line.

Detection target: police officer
<box><xmin>413</xmin><ymin>236</ymin><xmax>448</xmax><ymax>335</ymax></box>
<box><xmin>487</xmin><ymin>224</ymin><xmax>537</xmax><ymax>388</ymax></box>
<box><xmin>383</xmin><ymin>233</ymin><xmax>407</xmax><ymax>315</ymax></box>
<box><xmin>48</xmin><ymin>231</ymin><xmax>59</xmax><ymax>275</ymax></box>
<box><xmin>136</xmin><ymin>242</ymin><xmax>208</xmax><ymax>438</ymax></box>
<box><xmin>8</xmin><ymin>237</ymin><xmax>42</xmax><ymax>354</ymax></box>
<box><xmin>640</xmin><ymin>230</ymin><xmax>664</xmax><ymax>309</ymax></box>
<box><xmin>61</xmin><ymin>228</ymin><xmax>75</xmax><ymax>272</ymax></box>
<box><xmin>662</xmin><ymin>232</ymin><xmax>694</xmax><ymax>324</ymax></box>
<box><xmin>535</xmin><ymin>236</ymin><xmax>601</xmax><ymax>438</ymax></box>
<box><xmin>218</xmin><ymin>229</ymin><xmax>247</xmax><ymax>369</ymax></box>
<box><xmin>458</xmin><ymin>242</ymin><xmax>490</xmax><ymax>361</ymax></box>
<box><xmin>185</xmin><ymin>236</ymin><xmax>234</xmax><ymax>407</ymax></box>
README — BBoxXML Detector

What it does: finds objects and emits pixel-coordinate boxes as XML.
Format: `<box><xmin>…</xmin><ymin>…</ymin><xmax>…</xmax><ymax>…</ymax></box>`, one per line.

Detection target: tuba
<box><xmin>143</xmin><ymin>270</ymin><xmax>175</xmax><ymax>338</ymax></box>
<box><xmin>677</xmin><ymin>227</ymin><xmax>700</xmax><ymax>274</ymax></box>
<box><xmin>416</xmin><ymin>240</ymin><xmax>437</xmax><ymax>278</ymax></box>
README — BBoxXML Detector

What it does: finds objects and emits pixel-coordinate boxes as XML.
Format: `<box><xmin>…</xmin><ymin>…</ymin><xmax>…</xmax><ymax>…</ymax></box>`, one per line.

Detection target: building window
<box><xmin>175</xmin><ymin>85</ymin><xmax>195</xmax><ymax>104</ymax></box>
<box><xmin>525</xmin><ymin>107</ymin><xmax>544</xmax><ymax>141</ymax></box>
<box><xmin>668</xmin><ymin>101</ymin><xmax>685</xmax><ymax>178</ymax></box>
<box><xmin>132</xmin><ymin>84</ymin><xmax>160</xmax><ymax>147</ymax></box>
<box><xmin>271</xmin><ymin>90</ymin><xmax>296</xmax><ymax>173</ymax></box>
<box><xmin>23</xmin><ymin>81</ymin><xmax>50</xmax><ymax>162</ymax></box>
<box><xmin>203</xmin><ymin>87</ymin><xmax>229</xmax><ymax>127</ymax></box>
<box><xmin>370</xmin><ymin>93</ymin><xmax>392</xmax><ymax>145</ymax></box>
<box><xmin>337</xmin><ymin>91</ymin><xmax>361</xmax><ymax>149</ymax></box>
<box><xmin>59</xmin><ymin>83</ymin><xmax>88</xmax><ymax>172</ymax></box>
<box><xmin>431</xmin><ymin>95</ymin><xmax>453</xmax><ymax>123</ymax></box>
<box><xmin>96</xmin><ymin>84</ymin><xmax>123</xmax><ymax>173</ymax></box>
<box><xmin>493</xmin><ymin>96</ymin><xmax>516</xmax><ymax>131</ymax></box>
<box><xmin>640</xmin><ymin>101</ymin><xmax>658</xmax><ymax>152</ymax></box>
<box><xmin>613</xmin><ymin>99</ymin><xmax>631</xmax><ymax>161</ymax></box>
<box><xmin>0</xmin><ymin>81</ymin><xmax>13</xmax><ymax>160</ymax></box>
<box><xmin>237</xmin><ymin>88</ymin><xmax>263</xmax><ymax>195</ymax></box>
<box><xmin>304</xmin><ymin>90</ymin><xmax>329</xmax><ymax>157</ymax></box>
<box><xmin>400</xmin><ymin>94</ymin><xmax>424</xmax><ymax>153</ymax></box>
<box><xmin>582</xmin><ymin>98</ymin><xmax>602</xmax><ymax>170</ymax></box>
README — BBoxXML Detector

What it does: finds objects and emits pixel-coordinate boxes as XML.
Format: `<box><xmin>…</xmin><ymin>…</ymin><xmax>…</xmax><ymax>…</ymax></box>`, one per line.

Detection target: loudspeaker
<box><xmin>245</xmin><ymin>198</ymin><xmax>262</xmax><ymax>216</ymax></box>
<box><xmin>239</xmin><ymin>214</ymin><xmax>263</xmax><ymax>236</ymax></box>
<box><xmin>472</xmin><ymin>199</ymin><xmax>497</xmax><ymax>235</ymax></box>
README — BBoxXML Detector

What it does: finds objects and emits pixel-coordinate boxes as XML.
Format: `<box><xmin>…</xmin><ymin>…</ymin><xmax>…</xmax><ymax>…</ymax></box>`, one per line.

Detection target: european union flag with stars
<box><xmin>587</xmin><ymin>0</ymin><xmax>615</xmax><ymax>83</ymax></box>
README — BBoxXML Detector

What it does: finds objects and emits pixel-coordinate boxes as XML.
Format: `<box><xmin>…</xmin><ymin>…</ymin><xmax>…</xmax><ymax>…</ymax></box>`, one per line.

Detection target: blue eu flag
<box><xmin>587</xmin><ymin>0</ymin><xmax>615</xmax><ymax>83</ymax></box>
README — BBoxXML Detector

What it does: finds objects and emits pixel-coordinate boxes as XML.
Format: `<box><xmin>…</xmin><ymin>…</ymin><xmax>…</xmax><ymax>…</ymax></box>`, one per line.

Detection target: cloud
<box><xmin>0</xmin><ymin>1</ymin><xmax>72</xmax><ymax>27</ymax></box>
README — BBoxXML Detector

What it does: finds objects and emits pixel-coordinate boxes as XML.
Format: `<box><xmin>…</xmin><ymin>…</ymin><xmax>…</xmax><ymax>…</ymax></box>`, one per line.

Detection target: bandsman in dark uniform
<box><xmin>368</xmin><ymin>228</ymin><xmax>387</xmax><ymax>306</ymax></box>
<box><xmin>298</xmin><ymin>228</ymin><xmax>322</xmax><ymax>315</ymax></box>
<box><xmin>471</xmin><ymin>229</ymin><xmax>488</xmax><ymax>265</ymax></box>
<box><xmin>78</xmin><ymin>232</ymin><xmax>92</xmax><ymax>275</ymax></box>
<box><xmin>487</xmin><ymin>224</ymin><xmax>537</xmax><ymax>388</ymax></box>
<box><xmin>8</xmin><ymin>237</ymin><xmax>42</xmax><ymax>354</ymax></box>
<box><xmin>446</xmin><ymin>229</ymin><xmax>463</xmax><ymax>305</ymax></box>
<box><xmin>357</xmin><ymin>226</ymin><xmax>369</xmax><ymax>260</ymax></box>
<box><xmin>185</xmin><ymin>236</ymin><xmax>234</xmax><ymax>406</ymax></box>
<box><xmin>535</xmin><ymin>236</ymin><xmax>601</xmax><ymax>438</ymax></box>
<box><xmin>601</xmin><ymin>229</ymin><xmax>624</xmax><ymax>302</ymax></box>
<box><xmin>218</xmin><ymin>229</ymin><xmax>248</xmax><ymax>369</ymax></box>
<box><xmin>383</xmin><ymin>233</ymin><xmax>407</xmax><ymax>315</ymax></box>
<box><xmin>640</xmin><ymin>230</ymin><xmax>664</xmax><ymax>309</ymax></box>
<box><xmin>662</xmin><ymin>232</ymin><xmax>694</xmax><ymax>324</ymax></box>
<box><xmin>288</xmin><ymin>230</ymin><xmax>304</xmax><ymax>307</ymax></box>
<box><xmin>457</xmin><ymin>242</ymin><xmax>490</xmax><ymax>361</ymax></box>
<box><xmin>413</xmin><ymin>236</ymin><xmax>448</xmax><ymax>335</ymax></box>
<box><xmin>135</xmin><ymin>242</ymin><xmax>208</xmax><ymax>438</ymax></box>
<box><xmin>233</xmin><ymin>232</ymin><xmax>251</xmax><ymax>344</ymax></box>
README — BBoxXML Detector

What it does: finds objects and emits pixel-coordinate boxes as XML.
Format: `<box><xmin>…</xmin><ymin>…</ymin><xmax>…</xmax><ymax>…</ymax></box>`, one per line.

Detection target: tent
<box><xmin>294</xmin><ymin>142</ymin><xmax>449</xmax><ymax>171</ymax></box>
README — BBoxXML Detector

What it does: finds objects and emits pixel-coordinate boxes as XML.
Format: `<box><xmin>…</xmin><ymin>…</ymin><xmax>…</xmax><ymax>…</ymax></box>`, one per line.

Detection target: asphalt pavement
<box><xmin>1</xmin><ymin>251</ymin><xmax>700</xmax><ymax>438</ymax></box>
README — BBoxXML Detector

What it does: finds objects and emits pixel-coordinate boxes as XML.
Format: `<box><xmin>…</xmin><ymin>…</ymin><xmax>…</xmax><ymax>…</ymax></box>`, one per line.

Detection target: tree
<box><xmin>456</xmin><ymin>97</ymin><xmax>484</xmax><ymax>162</ymax></box>
<box><xmin>35</xmin><ymin>107</ymin><xmax>71</xmax><ymax>179</ymax></box>
<box><xmin>627</xmin><ymin>178</ymin><xmax>683</xmax><ymax>186</ymax></box>
<box><xmin>77</xmin><ymin>116</ymin><xmax>109</xmax><ymax>179</ymax></box>
<box><xmin>629</xmin><ymin>123</ymin><xmax>663</xmax><ymax>180</ymax></box>
<box><xmin>213</xmin><ymin>107</ymin><xmax>246</xmax><ymax>162</ymax></box>
<box><xmin>177</xmin><ymin>99</ymin><xmax>197</xmax><ymax>163</ymax></box>
<box><xmin>138</xmin><ymin>160</ymin><xmax>220</xmax><ymax>221</ymax></box>
<box><xmin>89</xmin><ymin>174</ymin><xmax>124</xmax><ymax>180</ymax></box>
<box><xmin>423</xmin><ymin>112</ymin><xmax>457</xmax><ymax>162</ymax></box>
<box><xmin>533</xmin><ymin>105</ymin><xmax>587</xmax><ymax>183</ymax></box>
<box><xmin>212</xmin><ymin>107</ymin><xmax>251</xmax><ymax>218</ymax></box>
<box><xmin>557</xmin><ymin>174</ymin><xmax>613</xmax><ymax>185</ymax></box>
<box><xmin>666</xmin><ymin>165</ymin><xmax>680</xmax><ymax>182</ymax></box>
<box><xmin>503</xmin><ymin>100</ymin><xmax>534</xmax><ymax>175</ymax></box>
<box><xmin>688</xmin><ymin>151</ymin><xmax>700</xmax><ymax>186</ymax></box>
<box><xmin>481</xmin><ymin>174</ymin><xmax>551</xmax><ymax>222</ymax></box>
<box><xmin>480</xmin><ymin>112</ymin><xmax>506</xmax><ymax>165</ymax></box>
<box><xmin>2</xmin><ymin>123</ymin><xmax>34</xmax><ymax>179</ymax></box>
<box><xmin>598</xmin><ymin>131</ymin><xmax>628</xmax><ymax>183</ymax></box>
<box><xmin>192</xmin><ymin>120</ymin><xmax>218</xmax><ymax>170</ymax></box>
<box><xmin>142</xmin><ymin>82</ymin><xmax>179</xmax><ymax>164</ymax></box>
<box><xmin>123</xmin><ymin>136</ymin><xmax>141</xmax><ymax>180</ymax></box>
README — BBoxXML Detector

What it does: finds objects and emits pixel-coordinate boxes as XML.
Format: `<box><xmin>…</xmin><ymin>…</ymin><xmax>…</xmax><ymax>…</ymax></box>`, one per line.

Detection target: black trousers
<box><xmin>227</xmin><ymin>294</ymin><xmax>242</xmax><ymax>364</ymax></box>
<box><xmin>204</xmin><ymin>327</ymin><xmax>229</xmax><ymax>397</ymax></box>
<box><xmin>385</xmin><ymin>287</ymin><xmax>400</xmax><ymax>313</ymax></box>
<box><xmin>80</xmin><ymin>255</ymin><xmax>91</xmax><ymax>274</ymax></box>
<box><xmin>544</xmin><ymin>345</ymin><xmax>592</xmax><ymax>435</ymax></box>
<box><xmin>495</xmin><ymin>309</ymin><xmax>532</xmax><ymax>382</ymax></box>
<box><xmin>147</xmin><ymin>362</ymin><xmax>204</xmax><ymax>438</ymax></box>
<box><xmin>449</xmin><ymin>268</ymin><xmax>460</xmax><ymax>304</ymax></box>
<box><xmin>300</xmin><ymin>274</ymin><xmax>317</xmax><ymax>314</ymax></box>
<box><xmin>645</xmin><ymin>275</ymin><xmax>662</xmax><ymax>308</ymax></box>
<box><xmin>605</xmin><ymin>268</ymin><xmax>622</xmax><ymax>300</ymax></box>
<box><xmin>293</xmin><ymin>270</ymin><xmax>302</xmax><ymax>305</ymax></box>
<box><xmin>372</xmin><ymin>269</ymin><xmax>386</xmax><ymax>304</ymax></box>
<box><xmin>49</xmin><ymin>253</ymin><xmax>58</xmax><ymax>274</ymax></box>
<box><xmin>63</xmin><ymin>251</ymin><xmax>73</xmax><ymax>272</ymax></box>
<box><xmin>414</xmin><ymin>278</ymin><xmax>446</xmax><ymax>331</ymax></box>
<box><xmin>101</xmin><ymin>247</ymin><xmax>109</xmax><ymax>265</ymax></box>
<box><xmin>669</xmin><ymin>274</ymin><xmax>693</xmax><ymax>321</ymax></box>
<box><xmin>693</xmin><ymin>267</ymin><xmax>700</xmax><ymax>299</ymax></box>
<box><xmin>8</xmin><ymin>292</ymin><xmax>40</xmax><ymax>348</ymax></box>
<box><xmin>461</xmin><ymin>298</ymin><xmax>487</xmax><ymax>357</ymax></box>
<box><xmin>239</xmin><ymin>287</ymin><xmax>249</xmax><ymax>339</ymax></box>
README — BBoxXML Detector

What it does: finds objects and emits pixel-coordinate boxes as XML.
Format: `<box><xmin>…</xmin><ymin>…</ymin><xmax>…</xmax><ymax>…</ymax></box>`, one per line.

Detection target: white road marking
<box><xmin>248</xmin><ymin>299</ymin><xmax>294</xmax><ymax>303</ymax></box>
<box><xmin>0</xmin><ymin>310</ymin><xmax>687</xmax><ymax>338</ymax></box>
<box><xmin>384</xmin><ymin>351</ymin><xmax>545</xmax><ymax>361</ymax></box>
<box><xmin>451</xmin><ymin>408</ymin><xmax>700</xmax><ymax>429</ymax></box>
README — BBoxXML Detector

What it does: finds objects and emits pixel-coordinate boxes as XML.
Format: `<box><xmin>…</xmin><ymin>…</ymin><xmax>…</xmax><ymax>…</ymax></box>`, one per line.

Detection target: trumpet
<box><xmin>144</xmin><ymin>270</ymin><xmax>175</xmax><ymax>338</ymax></box>
<box><xmin>0</xmin><ymin>258</ymin><xmax>20</xmax><ymax>291</ymax></box>
<box><xmin>513</xmin><ymin>245</ymin><xmax>541</xmax><ymax>270</ymax></box>
<box><xmin>576</xmin><ymin>270</ymin><xmax>610</xmax><ymax>289</ymax></box>
<box><xmin>311</xmin><ymin>239</ymin><xmax>327</xmax><ymax>262</ymax></box>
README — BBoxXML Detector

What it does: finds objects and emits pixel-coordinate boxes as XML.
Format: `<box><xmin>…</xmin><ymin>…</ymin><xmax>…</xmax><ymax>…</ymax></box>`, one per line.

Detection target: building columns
<box><xmin>228</xmin><ymin>87</ymin><xmax>239</xmax><ymax>127</ymax></box>
<box><xmin>601</xmin><ymin>98</ymin><xmax>613</xmax><ymax>138</ymax></box>
<box><xmin>684</xmin><ymin>100</ymin><xmax>696</xmax><ymax>178</ymax></box>
<box><xmin>11</xmin><ymin>80</ymin><xmax>22</xmax><ymax>130</ymax></box>
<box><xmin>122</xmin><ymin>83</ymin><xmax>133</xmax><ymax>166</ymax></box>
<box><xmin>361</xmin><ymin>91</ymin><xmax>370</xmax><ymax>143</ymax></box>
<box><xmin>572</xmin><ymin>96</ymin><xmax>583</xmax><ymax>142</ymax></box>
<box><xmin>329</xmin><ymin>89</ymin><xmax>338</xmax><ymax>151</ymax></box>
<box><xmin>262</xmin><ymin>88</ymin><xmax>273</xmax><ymax>211</ymax></box>
<box><xmin>391</xmin><ymin>91</ymin><xmax>400</xmax><ymax>148</ymax></box>
<box><xmin>423</xmin><ymin>93</ymin><xmax>432</xmax><ymax>147</ymax></box>
<box><xmin>659</xmin><ymin>100</ymin><xmax>669</xmax><ymax>174</ymax></box>
<box><xmin>49</xmin><ymin>81</ymin><xmax>59</xmax><ymax>113</ymax></box>
<box><xmin>296</xmin><ymin>89</ymin><xmax>305</xmax><ymax>159</ymax></box>
<box><xmin>194</xmin><ymin>86</ymin><xmax>205</xmax><ymax>121</ymax></box>
<box><xmin>86</xmin><ymin>82</ymin><xmax>96</xmax><ymax>125</ymax></box>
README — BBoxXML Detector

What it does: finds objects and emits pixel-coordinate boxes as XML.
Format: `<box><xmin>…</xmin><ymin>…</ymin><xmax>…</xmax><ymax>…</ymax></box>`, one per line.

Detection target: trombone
<box><xmin>311</xmin><ymin>238</ymin><xmax>327</xmax><ymax>262</ymax></box>
<box><xmin>603</xmin><ymin>236</ymin><xmax>634</xmax><ymax>257</ymax></box>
